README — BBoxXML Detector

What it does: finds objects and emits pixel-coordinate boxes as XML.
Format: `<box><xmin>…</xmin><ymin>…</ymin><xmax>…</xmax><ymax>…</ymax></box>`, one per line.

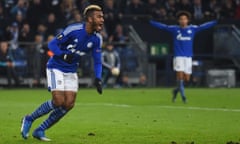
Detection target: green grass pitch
<box><xmin>0</xmin><ymin>88</ymin><xmax>240</xmax><ymax>144</ymax></box>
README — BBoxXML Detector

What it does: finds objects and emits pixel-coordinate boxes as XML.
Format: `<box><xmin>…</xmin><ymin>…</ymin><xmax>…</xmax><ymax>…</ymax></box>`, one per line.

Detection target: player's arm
<box><xmin>195</xmin><ymin>20</ymin><xmax>217</xmax><ymax>32</ymax></box>
<box><xmin>150</xmin><ymin>20</ymin><xmax>175</xmax><ymax>32</ymax></box>
<box><xmin>48</xmin><ymin>32</ymin><xmax>74</xmax><ymax>63</ymax></box>
<box><xmin>93</xmin><ymin>34</ymin><xmax>103</xmax><ymax>94</ymax></box>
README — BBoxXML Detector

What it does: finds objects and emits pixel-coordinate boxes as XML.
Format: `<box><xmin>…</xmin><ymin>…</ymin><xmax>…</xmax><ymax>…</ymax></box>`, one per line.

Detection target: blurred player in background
<box><xmin>150</xmin><ymin>11</ymin><xmax>216</xmax><ymax>103</ymax></box>
<box><xmin>21</xmin><ymin>5</ymin><xmax>104</xmax><ymax>141</ymax></box>
<box><xmin>102</xmin><ymin>43</ymin><xmax>121</xmax><ymax>87</ymax></box>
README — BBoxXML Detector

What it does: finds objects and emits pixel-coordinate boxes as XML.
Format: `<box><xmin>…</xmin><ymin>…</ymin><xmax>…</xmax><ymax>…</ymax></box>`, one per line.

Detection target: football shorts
<box><xmin>173</xmin><ymin>56</ymin><xmax>192</xmax><ymax>74</ymax></box>
<box><xmin>46</xmin><ymin>68</ymin><xmax>78</xmax><ymax>92</ymax></box>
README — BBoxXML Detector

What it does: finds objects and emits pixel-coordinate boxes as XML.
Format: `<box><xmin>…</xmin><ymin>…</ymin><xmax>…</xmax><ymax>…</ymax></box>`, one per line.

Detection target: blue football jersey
<box><xmin>150</xmin><ymin>20</ymin><xmax>217</xmax><ymax>57</ymax></box>
<box><xmin>47</xmin><ymin>23</ymin><xmax>102</xmax><ymax>79</ymax></box>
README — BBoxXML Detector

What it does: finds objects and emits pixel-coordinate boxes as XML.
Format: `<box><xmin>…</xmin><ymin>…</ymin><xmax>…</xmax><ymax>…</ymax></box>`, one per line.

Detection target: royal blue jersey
<box><xmin>150</xmin><ymin>20</ymin><xmax>217</xmax><ymax>57</ymax></box>
<box><xmin>47</xmin><ymin>23</ymin><xmax>102</xmax><ymax>79</ymax></box>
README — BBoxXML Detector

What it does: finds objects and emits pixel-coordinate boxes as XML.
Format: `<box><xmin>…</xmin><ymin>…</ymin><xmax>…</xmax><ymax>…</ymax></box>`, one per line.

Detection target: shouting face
<box><xmin>89</xmin><ymin>10</ymin><xmax>104</xmax><ymax>32</ymax></box>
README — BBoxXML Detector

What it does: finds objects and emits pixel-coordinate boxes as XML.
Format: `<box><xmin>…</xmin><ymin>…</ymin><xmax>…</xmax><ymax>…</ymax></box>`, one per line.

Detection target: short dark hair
<box><xmin>176</xmin><ymin>11</ymin><xmax>191</xmax><ymax>19</ymax></box>
<box><xmin>83</xmin><ymin>5</ymin><xmax>102</xmax><ymax>21</ymax></box>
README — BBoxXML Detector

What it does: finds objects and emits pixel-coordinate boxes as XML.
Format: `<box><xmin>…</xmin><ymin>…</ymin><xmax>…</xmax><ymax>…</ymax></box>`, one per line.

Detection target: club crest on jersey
<box><xmin>87</xmin><ymin>42</ymin><xmax>93</xmax><ymax>48</ymax></box>
<box><xmin>57</xmin><ymin>34</ymin><xmax>63</xmax><ymax>40</ymax></box>
<box><xmin>74</xmin><ymin>38</ymin><xmax>78</xmax><ymax>43</ymax></box>
<box><xmin>187</xmin><ymin>30</ymin><xmax>192</xmax><ymax>34</ymax></box>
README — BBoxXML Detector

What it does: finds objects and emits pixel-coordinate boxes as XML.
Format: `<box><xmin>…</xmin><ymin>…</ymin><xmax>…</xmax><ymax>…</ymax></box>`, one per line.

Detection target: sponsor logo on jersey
<box><xmin>176</xmin><ymin>33</ymin><xmax>191</xmax><ymax>41</ymax></box>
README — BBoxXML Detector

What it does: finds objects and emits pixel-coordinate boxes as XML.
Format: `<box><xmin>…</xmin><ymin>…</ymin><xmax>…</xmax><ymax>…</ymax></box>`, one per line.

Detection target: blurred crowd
<box><xmin>1</xmin><ymin>0</ymin><xmax>240</xmax><ymax>42</ymax></box>
<box><xmin>0</xmin><ymin>0</ymin><xmax>240</xmax><ymax>87</ymax></box>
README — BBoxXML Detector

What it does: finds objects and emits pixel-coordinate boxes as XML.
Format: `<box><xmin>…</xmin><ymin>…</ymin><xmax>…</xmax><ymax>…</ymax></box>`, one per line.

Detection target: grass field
<box><xmin>0</xmin><ymin>88</ymin><xmax>240</xmax><ymax>144</ymax></box>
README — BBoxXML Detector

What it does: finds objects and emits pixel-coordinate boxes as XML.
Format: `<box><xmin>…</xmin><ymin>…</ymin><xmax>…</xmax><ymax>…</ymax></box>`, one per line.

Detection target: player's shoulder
<box><xmin>93</xmin><ymin>32</ymin><xmax>103</xmax><ymax>42</ymax></box>
<box><xmin>188</xmin><ymin>24</ymin><xmax>198</xmax><ymax>28</ymax></box>
<box><xmin>169</xmin><ymin>25</ymin><xmax>178</xmax><ymax>28</ymax></box>
<box><xmin>63</xmin><ymin>23</ymin><xmax>84</xmax><ymax>36</ymax></box>
<box><xmin>94</xmin><ymin>32</ymin><xmax>102</xmax><ymax>40</ymax></box>
<box><xmin>93</xmin><ymin>32</ymin><xmax>103</xmax><ymax>47</ymax></box>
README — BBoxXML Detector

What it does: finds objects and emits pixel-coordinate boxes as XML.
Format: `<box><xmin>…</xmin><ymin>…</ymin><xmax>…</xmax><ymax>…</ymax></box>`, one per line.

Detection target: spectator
<box><xmin>104</xmin><ymin>0</ymin><xmax>120</xmax><ymax>36</ymax></box>
<box><xmin>192</xmin><ymin>0</ymin><xmax>206</xmax><ymax>20</ymax></box>
<box><xmin>67</xmin><ymin>9</ymin><xmax>82</xmax><ymax>24</ymax></box>
<box><xmin>165</xmin><ymin>0</ymin><xmax>178</xmax><ymax>20</ymax></box>
<box><xmin>178</xmin><ymin>0</ymin><xmax>192</xmax><ymax>13</ymax></box>
<box><xmin>42</xmin><ymin>0</ymin><xmax>62</xmax><ymax>15</ymax></box>
<box><xmin>14</xmin><ymin>11</ymin><xmax>24</xmax><ymax>28</ymax></box>
<box><xmin>146</xmin><ymin>0</ymin><xmax>160</xmax><ymax>18</ymax></box>
<box><xmin>18</xmin><ymin>23</ymin><xmax>33</xmax><ymax>44</ymax></box>
<box><xmin>10</xmin><ymin>0</ymin><xmax>28</xmax><ymax>18</ymax></box>
<box><xmin>125</xmin><ymin>0</ymin><xmax>146</xmax><ymax>15</ymax></box>
<box><xmin>102</xmin><ymin>43</ymin><xmax>122</xmax><ymax>87</ymax></box>
<box><xmin>235</xmin><ymin>1</ymin><xmax>240</xmax><ymax>19</ymax></box>
<box><xmin>26</xmin><ymin>0</ymin><xmax>45</xmax><ymax>31</ymax></box>
<box><xmin>0</xmin><ymin>41</ymin><xmax>20</xmax><ymax>87</ymax></box>
<box><xmin>2</xmin><ymin>0</ymin><xmax>17</xmax><ymax>15</ymax></box>
<box><xmin>109</xmin><ymin>24</ymin><xmax>129</xmax><ymax>46</ymax></box>
<box><xmin>205</xmin><ymin>0</ymin><xmax>221</xmax><ymax>19</ymax></box>
<box><xmin>27</xmin><ymin>34</ymin><xmax>43</xmax><ymax>85</ymax></box>
<box><xmin>45</xmin><ymin>13</ymin><xmax>58</xmax><ymax>36</ymax></box>
<box><xmin>36</xmin><ymin>23</ymin><xmax>47</xmax><ymax>40</ymax></box>
<box><xmin>0</xmin><ymin>3</ymin><xmax>10</xmax><ymax>41</ymax></box>
<box><xmin>221</xmin><ymin>0</ymin><xmax>236</xmax><ymax>19</ymax></box>
<box><xmin>7</xmin><ymin>22</ymin><xmax>19</xmax><ymax>50</ymax></box>
<box><xmin>59</xmin><ymin>0</ymin><xmax>75</xmax><ymax>26</ymax></box>
<box><xmin>75</xmin><ymin>0</ymin><xmax>90</xmax><ymax>13</ymax></box>
<box><xmin>152</xmin><ymin>6</ymin><xmax>168</xmax><ymax>20</ymax></box>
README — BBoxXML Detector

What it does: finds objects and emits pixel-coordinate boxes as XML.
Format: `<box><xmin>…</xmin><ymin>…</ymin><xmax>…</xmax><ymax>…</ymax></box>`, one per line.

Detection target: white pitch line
<box><xmin>157</xmin><ymin>105</ymin><xmax>240</xmax><ymax>112</ymax></box>
<box><xmin>77</xmin><ymin>103</ymin><xmax>240</xmax><ymax>112</ymax></box>
<box><xmin>77</xmin><ymin>103</ymin><xmax>131</xmax><ymax>108</ymax></box>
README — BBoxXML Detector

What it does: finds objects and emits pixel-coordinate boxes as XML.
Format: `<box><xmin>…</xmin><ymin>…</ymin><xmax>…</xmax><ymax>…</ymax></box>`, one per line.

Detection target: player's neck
<box><xmin>180</xmin><ymin>25</ymin><xmax>188</xmax><ymax>28</ymax></box>
<box><xmin>85</xmin><ymin>23</ymin><xmax>94</xmax><ymax>34</ymax></box>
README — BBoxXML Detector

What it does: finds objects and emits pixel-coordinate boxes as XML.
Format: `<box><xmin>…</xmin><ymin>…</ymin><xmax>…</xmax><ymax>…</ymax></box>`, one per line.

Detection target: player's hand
<box><xmin>61</xmin><ymin>53</ymin><xmax>74</xmax><ymax>64</ymax></box>
<box><xmin>94</xmin><ymin>78</ymin><xmax>102</xmax><ymax>95</ymax></box>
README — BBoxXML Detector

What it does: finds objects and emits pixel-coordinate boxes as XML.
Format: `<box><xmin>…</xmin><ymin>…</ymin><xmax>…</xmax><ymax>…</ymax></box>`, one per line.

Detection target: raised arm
<box><xmin>195</xmin><ymin>20</ymin><xmax>217</xmax><ymax>32</ymax></box>
<box><xmin>150</xmin><ymin>20</ymin><xmax>175</xmax><ymax>32</ymax></box>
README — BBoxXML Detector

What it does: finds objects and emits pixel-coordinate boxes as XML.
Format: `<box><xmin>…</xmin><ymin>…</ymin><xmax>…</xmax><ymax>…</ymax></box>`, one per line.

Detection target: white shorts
<box><xmin>173</xmin><ymin>56</ymin><xmax>192</xmax><ymax>74</ymax></box>
<box><xmin>46</xmin><ymin>68</ymin><xmax>78</xmax><ymax>92</ymax></box>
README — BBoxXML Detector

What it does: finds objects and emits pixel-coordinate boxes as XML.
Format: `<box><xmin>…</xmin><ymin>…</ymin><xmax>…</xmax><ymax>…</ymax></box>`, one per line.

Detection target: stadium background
<box><xmin>0</xmin><ymin>0</ymin><xmax>240</xmax><ymax>88</ymax></box>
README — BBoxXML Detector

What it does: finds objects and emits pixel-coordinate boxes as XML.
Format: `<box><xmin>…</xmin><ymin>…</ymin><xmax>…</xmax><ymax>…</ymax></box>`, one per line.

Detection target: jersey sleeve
<box><xmin>150</xmin><ymin>20</ymin><xmax>176</xmax><ymax>33</ymax></box>
<box><xmin>92</xmin><ymin>33</ymin><xmax>103</xmax><ymax>79</ymax></box>
<box><xmin>48</xmin><ymin>27</ymin><xmax>74</xmax><ymax>56</ymax></box>
<box><xmin>194</xmin><ymin>20</ymin><xmax>217</xmax><ymax>33</ymax></box>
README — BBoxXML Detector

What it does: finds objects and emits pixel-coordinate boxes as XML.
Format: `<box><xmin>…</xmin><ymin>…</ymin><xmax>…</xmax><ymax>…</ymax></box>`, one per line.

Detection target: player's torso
<box><xmin>48</xmin><ymin>24</ymin><xmax>98</xmax><ymax>72</ymax></box>
<box><xmin>172</xmin><ymin>26</ymin><xmax>195</xmax><ymax>56</ymax></box>
<box><xmin>60</xmin><ymin>30</ymin><xmax>97</xmax><ymax>56</ymax></box>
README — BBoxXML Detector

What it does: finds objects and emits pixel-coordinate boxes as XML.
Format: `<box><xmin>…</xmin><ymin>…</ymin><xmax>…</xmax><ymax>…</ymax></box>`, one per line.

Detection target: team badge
<box><xmin>74</xmin><ymin>38</ymin><xmax>78</xmax><ymax>43</ymax></box>
<box><xmin>87</xmin><ymin>42</ymin><xmax>93</xmax><ymax>48</ymax></box>
<box><xmin>187</xmin><ymin>30</ymin><xmax>192</xmax><ymax>34</ymax></box>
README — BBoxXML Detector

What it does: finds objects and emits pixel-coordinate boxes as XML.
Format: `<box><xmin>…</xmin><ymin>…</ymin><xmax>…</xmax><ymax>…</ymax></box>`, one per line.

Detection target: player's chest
<box><xmin>69</xmin><ymin>35</ymin><xmax>95</xmax><ymax>51</ymax></box>
<box><xmin>176</xmin><ymin>29</ymin><xmax>194</xmax><ymax>37</ymax></box>
<box><xmin>75</xmin><ymin>36</ymin><xmax>94</xmax><ymax>51</ymax></box>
